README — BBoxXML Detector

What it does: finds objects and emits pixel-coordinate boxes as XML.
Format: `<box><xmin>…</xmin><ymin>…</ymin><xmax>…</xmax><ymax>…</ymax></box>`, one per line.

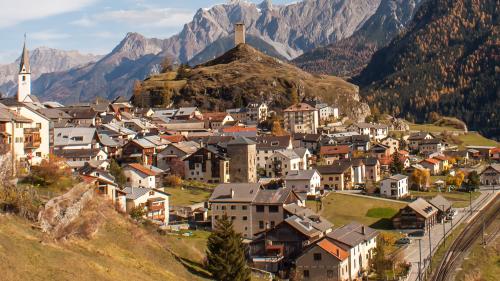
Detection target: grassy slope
<box><xmin>0</xmin><ymin>213</ymin><xmax>209</xmax><ymax>281</ymax></box>
<box><xmin>308</xmin><ymin>193</ymin><xmax>406</xmax><ymax>229</ymax></box>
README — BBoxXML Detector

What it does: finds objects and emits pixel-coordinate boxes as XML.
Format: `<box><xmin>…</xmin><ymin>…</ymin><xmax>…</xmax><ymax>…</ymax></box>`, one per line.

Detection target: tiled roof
<box><xmin>284</xmin><ymin>103</ymin><xmax>316</xmax><ymax>112</ymax></box>
<box><xmin>209</xmin><ymin>183</ymin><xmax>261</xmax><ymax>202</ymax></box>
<box><xmin>254</xmin><ymin>188</ymin><xmax>295</xmax><ymax>205</ymax></box>
<box><xmin>327</xmin><ymin>222</ymin><xmax>378</xmax><ymax>248</ymax></box>
<box><xmin>220</xmin><ymin>126</ymin><xmax>257</xmax><ymax>133</ymax></box>
<box><xmin>227</xmin><ymin>136</ymin><xmax>256</xmax><ymax>146</ymax></box>
<box><xmin>407</xmin><ymin>198</ymin><xmax>438</xmax><ymax>218</ymax></box>
<box><xmin>126</xmin><ymin>163</ymin><xmax>160</xmax><ymax>176</ymax></box>
<box><xmin>315</xmin><ymin>162</ymin><xmax>352</xmax><ymax>174</ymax></box>
<box><xmin>428</xmin><ymin>195</ymin><xmax>452</xmax><ymax>212</ymax></box>
<box><xmin>161</xmin><ymin>135</ymin><xmax>187</xmax><ymax>143</ymax></box>
<box><xmin>253</xmin><ymin>135</ymin><xmax>291</xmax><ymax>150</ymax></box>
<box><xmin>203</xmin><ymin>112</ymin><xmax>230</xmax><ymax>122</ymax></box>
<box><xmin>317</xmin><ymin>239</ymin><xmax>349</xmax><ymax>261</ymax></box>
<box><xmin>54</xmin><ymin>127</ymin><xmax>96</xmax><ymax>147</ymax></box>
<box><xmin>422</xmin><ymin>158</ymin><xmax>440</xmax><ymax>165</ymax></box>
<box><xmin>320</xmin><ymin>145</ymin><xmax>350</xmax><ymax>155</ymax></box>
<box><xmin>285</xmin><ymin>169</ymin><xmax>319</xmax><ymax>181</ymax></box>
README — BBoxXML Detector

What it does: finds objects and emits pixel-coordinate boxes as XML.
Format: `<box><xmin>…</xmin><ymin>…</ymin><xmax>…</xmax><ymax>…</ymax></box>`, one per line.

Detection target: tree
<box><xmin>466</xmin><ymin>171</ymin><xmax>480</xmax><ymax>191</ymax></box>
<box><xmin>30</xmin><ymin>154</ymin><xmax>71</xmax><ymax>187</ymax></box>
<box><xmin>206</xmin><ymin>215</ymin><xmax>251</xmax><ymax>281</ymax></box>
<box><xmin>410</xmin><ymin>169</ymin><xmax>430</xmax><ymax>191</ymax></box>
<box><xmin>271</xmin><ymin>120</ymin><xmax>287</xmax><ymax>136</ymax></box>
<box><xmin>109</xmin><ymin>159</ymin><xmax>126</xmax><ymax>187</ymax></box>
<box><xmin>373</xmin><ymin>237</ymin><xmax>388</xmax><ymax>277</ymax></box>
<box><xmin>176</xmin><ymin>64</ymin><xmax>189</xmax><ymax>80</ymax></box>
<box><xmin>161</xmin><ymin>56</ymin><xmax>174</xmax><ymax>73</ymax></box>
<box><xmin>289</xmin><ymin>86</ymin><xmax>299</xmax><ymax>105</ymax></box>
<box><xmin>164</xmin><ymin>175</ymin><xmax>182</xmax><ymax>187</ymax></box>
<box><xmin>389</xmin><ymin>150</ymin><xmax>404</xmax><ymax>174</ymax></box>
<box><xmin>446</xmin><ymin>171</ymin><xmax>465</xmax><ymax>189</ymax></box>
<box><xmin>132</xmin><ymin>80</ymin><xmax>145</xmax><ymax>108</ymax></box>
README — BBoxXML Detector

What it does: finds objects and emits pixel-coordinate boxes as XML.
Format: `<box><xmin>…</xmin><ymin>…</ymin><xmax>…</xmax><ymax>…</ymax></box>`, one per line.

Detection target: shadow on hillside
<box><xmin>370</xmin><ymin>218</ymin><xmax>394</xmax><ymax>230</ymax></box>
<box><xmin>172</xmin><ymin>254</ymin><xmax>212</xmax><ymax>279</ymax></box>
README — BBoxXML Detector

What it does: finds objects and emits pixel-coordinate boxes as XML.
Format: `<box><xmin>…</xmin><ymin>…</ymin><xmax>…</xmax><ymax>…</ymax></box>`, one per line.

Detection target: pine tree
<box><xmin>109</xmin><ymin>159</ymin><xmax>126</xmax><ymax>187</ymax></box>
<box><xmin>206</xmin><ymin>215</ymin><xmax>251</xmax><ymax>281</ymax></box>
<box><xmin>389</xmin><ymin>150</ymin><xmax>404</xmax><ymax>174</ymax></box>
<box><xmin>290</xmin><ymin>86</ymin><xmax>299</xmax><ymax>105</ymax></box>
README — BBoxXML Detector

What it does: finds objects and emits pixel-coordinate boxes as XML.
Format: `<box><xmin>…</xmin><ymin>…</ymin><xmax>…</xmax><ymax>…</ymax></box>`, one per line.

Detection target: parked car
<box><xmin>446</xmin><ymin>210</ymin><xmax>456</xmax><ymax>220</ymax></box>
<box><xmin>396</xmin><ymin>237</ymin><xmax>412</xmax><ymax>245</ymax></box>
<box><xmin>408</xmin><ymin>230</ymin><xmax>425</xmax><ymax>237</ymax></box>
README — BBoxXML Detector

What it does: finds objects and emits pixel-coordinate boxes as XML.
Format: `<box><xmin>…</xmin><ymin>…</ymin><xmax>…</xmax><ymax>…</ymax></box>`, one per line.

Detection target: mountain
<box><xmin>29</xmin><ymin>0</ymin><xmax>384</xmax><ymax>104</ymax></box>
<box><xmin>293</xmin><ymin>0</ymin><xmax>423</xmax><ymax>77</ymax></box>
<box><xmin>0</xmin><ymin>47</ymin><xmax>100</xmax><ymax>97</ymax></box>
<box><xmin>355</xmin><ymin>0</ymin><xmax>500</xmax><ymax>138</ymax></box>
<box><xmin>138</xmin><ymin>44</ymin><xmax>370</xmax><ymax>121</ymax></box>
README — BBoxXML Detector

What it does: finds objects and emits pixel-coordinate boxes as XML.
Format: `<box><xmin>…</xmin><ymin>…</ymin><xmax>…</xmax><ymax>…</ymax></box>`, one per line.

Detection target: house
<box><xmin>433</xmin><ymin>155</ymin><xmax>450</xmax><ymax>172</ymax></box>
<box><xmin>80</xmin><ymin>171</ymin><xmax>126</xmax><ymax>211</ymax></box>
<box><xmin>219</xmin><ymin>125</ymin><xmax>258</xmax><ymax>138</ymax></box>
<box><xmin>420</xmin><ymin>158</ymin><xmax>441</xmax><ymax>175</ymax></box>
<box><xmin>428</xmin><ymin>195</ymin><xmax>452</xmax><ymax>222</ymax></box>
<box><xmin>292</xmin><ymin>133</ymin><xmax>321</xmax><ymax>153</ymax></box>
<box><xmin>208</xmin><ymin>184</ymin><xmax>302</xmax><ymax>239</ymax></box>
<box><xmin>361</xmin><ymin>157</ymin><xmax>381</xmax><ymax>182</ymax></box>
<box><xmin>489</xmin><ymin>147</ymin><xmax>500</xmax><ymax>162</ymax></box>
<box><xmin>156</xmin><ymin>141</ymin><xmax>199</xmax><ymax>173</ymax></box>
<box><xmin>320</xmin><ymin>145</ymin><xmax>350</xmax><ymax>164</ymax></box>
<box><xmin>479</xmin><ymin>164</ymin><xmax>500</xmax><ymax>185</ymax></box>
<box><xmin>294</xmin><ymin>147</ymin><xmax>312</xmax><ymax>170</ymax></box>
<box><xmin>285</xmin><ymin>169</ymin><xmax>322</xmax><ymax>197</ymax></box>
<box><xmin>419</xmin><ymin>138</ymin><xmax>445</xmax><ymax>155</ymax></box>
<box><xmin>246</xmin><ymin>103</ymin><xmax>268</xmax><ymax>124</ymax></box>
<box><xmin>254</xmin><ymin>135</ymin><xmax>293</xmax><ymax>169</ymax></box>
<box><xmin>265</xmin><ymin>149</ymin><xmax>302</xmax><ymax>178</ymax></box>
<box><xmin>53</xmin><ymin>127</ymin><xmax>99</xmax><ymax>151</ymax></box>
<box><xmin>121</xmin><ymin>139</ymin><xmax>156</xmax><ymax>165</ymax></box>
<box><xmin>316</xmin><ymin>161</ymin><xmax>353</xmax><ymax>190</ymax></box>
<box><xmin>323</xmin><ymin>223</ymin><xmax>378</xmax><ymax>280</ymax></box>
<box><xmin>0</xmin><ymin>106</ymin><xmax>34</xmax><ymax>158</ymax></box>
<box><xmin>122</xmin><ymin>187</ymin><xmax>170</xmax><ymax>224</ymax></box>
<box><xmin>325</xmin><ymin>134</ymin><xmax>371</xmax><ymax>152</ymax></box>
<box><xmin>296</xmin><ymin>238</ymin><xmax>350</xmax><ymax>281</ymax></box>
<box><xmin>54</xmin><ymin>148</ymin><xmax>108</xmax><ymax>171</ymax></box>
<box><xmin>251</xmin><ymin>204</ymin><xmax>332</xmax><ymax>268</ymax></box>
<box><xmin>184</xmin><ymin>147</ymin><xmax>230</xmax><ymax>183</ymax></box>
<box><xmin>466</xmin><ymin>146</ymin><xmax>497</xmax><ymax>160</ymax></box>
<box><xmin>408</xmin><ymin>132</ymin><xmax>434</xmax><ymax>151</ymax></box>
<box><xmin>0</xmin><ymin>98</ymin><xmax>50</xmax><ymax>165</ymax></box>
<box><xmin>347</xmin><ymin>123</ymin><xmax>388</xmax><ymax>141</ymax></box>
<box><xmin>250</xmin><ymin>204</ymin><xmax>332</xmax><ymax>273</ymax></box>
<box><xmin>226</xmin><ymin>107</ymin><xmax>247</xmax><ymax>122</ymax></box>
<box><xmin>283</xmin><ymin>103</ymin><xmax>319</xmax><ymax>134</ymax></box>
<box><xmin>173</xmin><ymin>107</ymin><xmax>202</xmax><ymax>120</ymax></box>
<box><xmin>123</xmin><ymin>163</ymin><xmax>164</xmax><ymax>189</ymax></box>
<box><xmin>370</xmin><ymin>143</ymin><xmax>391</xmax><ymax>159</ymax></box>
<box><xmin>203</xmin><ymin>112</ymin><xmax>234</xmax><ymax>130</ymax></box>
<box><xmin>314</xmin><ymin>103</ymin><xmax>339</xmax><ymax>121</ymax></box>
<box><xmin>392</xmin><ymin>198</ymin><xmax>438</xmax><ymax>231</ymax></box>
<box><xmin>381</xmin><ymin>137</ymin><xmax>400</xmax><ymax>155</ymax></box>
<box><xmin>62</xmin><ymin>107</ymin><xmax>99</xmax><ymax>126</ymax></box>
<box><xmin>380</xmin><ymin>174</ymin><xmax>409</xmax><ymax>199</ymax></box>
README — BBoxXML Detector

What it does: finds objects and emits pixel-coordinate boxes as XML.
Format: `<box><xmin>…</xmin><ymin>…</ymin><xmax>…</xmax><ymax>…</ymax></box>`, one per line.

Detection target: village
<box><xmin>0</xmin><ymin>33</ymin><xmax>499</xmax><ymax>281</ymax></box>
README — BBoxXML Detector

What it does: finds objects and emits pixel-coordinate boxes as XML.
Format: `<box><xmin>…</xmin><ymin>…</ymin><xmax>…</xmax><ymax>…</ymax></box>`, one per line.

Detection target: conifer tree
<box><xmin>206</xmin><ymin>215</ymin><xmax>251</xmax><ymax>281</ymax></box>
<box><xmin>109</xmin><ymin>159</ymin><xmax>126</xmax><ymax>187</ymax></box>
<box><xmin>389</xmin><ymin>150</ymin><xmax>404</xmax><ymax>174</ymax></box>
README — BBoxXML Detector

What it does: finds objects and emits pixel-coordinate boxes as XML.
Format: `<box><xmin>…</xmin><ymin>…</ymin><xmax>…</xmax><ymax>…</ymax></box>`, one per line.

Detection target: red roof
<box><xmin>203</xmin><ymin>112</ymin><xmax>230</xmax><ymax>122</ymax></box>
<box><xmin>491</xmin><ymin>147</ymin><xmax>500</xmax><ymax>153</ymax></box>
<box><xmin>399</xmin><ymin>150</ymin><xmax>409</xmax><ymax>155</ymax></box>
<box><xmin>127</xmin><ymin>163</ymin><xmax>158</xmax><ymax>176</ymax></box>
<box><xmin>423</xmin><ymin>158</ymin><xmax>440</xmax><ymax>165</ymax></box>
<box><xmin>220</xmin><ymin>126</ymin><xmax>257</xmax><ymax>133</ymax></box>
<box><xmin>320</xmin><ymin>145</ymin><xmax>350</xmax><ymax>156</ymax></box>
<box><xmin>284</xmin><ymin>103</ymin><xmax>316</xmax><ymax>112</ymax></box>
<box><xmin>317</xmin><ymin>239</ymin><xmax>349</xmax><ymax>261</ymax></box>
<box><xmin>433</xmin><ymin>155</ymin><xmax>448</xmax><ymax>161</ymax></box>
<box><xmin>160</xmin><ymin>135</ymin><xmax>187</xmax><ymax>143</ymax></box>
<box><xmin>80</xmin><ymin>175</ymin><xmax>97</xmax><ymax>184</ymax></box>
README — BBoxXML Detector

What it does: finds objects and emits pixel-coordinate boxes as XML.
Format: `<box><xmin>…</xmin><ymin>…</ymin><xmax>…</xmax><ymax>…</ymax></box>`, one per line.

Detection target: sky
<box><xmin>0</xmin><ymin>0</ymin><xmax>296</xmax><ymax>64</ymax></box>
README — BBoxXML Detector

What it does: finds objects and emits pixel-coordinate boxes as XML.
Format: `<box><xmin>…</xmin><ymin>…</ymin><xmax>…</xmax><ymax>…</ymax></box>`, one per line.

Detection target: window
<box><xmin>313</xmin><ymin>253</ymin><xmax>322</xmax><ymax>261</ymax></box>
<box><xmin>259</xmin><ymin>221</ymin><xmax>264</xmax><ymax>229</ymax></box>
<box><xmin>231</xmin><ymin>216</ymin><xmax>236</xmax><ymax>221</ymax></box>
<box><xmin>231</xmin><ymin>205</ymin><xmax>236</xmax><ymax>210</ymax></box>
<box><xmin>303</xmin><ymin>270</ymin><xmax>310</xmax><ymax>278</ymax></box>
<box><xmin>256</xmin><ymin>205</ymin><xmax>264</xmax><ymax>212</ymax></box>
<box><xmin>242</xmin><ymin>205</ymin><xmax>247</xmax><ymax>210</ymax></box>
<box><xmin>22</xmin><ymin>75</ymin><xmax>26</xmax><ymax>81</ymax></box>
<box><xmin>270</xmin><ymin>221</ymin><xmax>275</xmax><ymax>228</ymax></box>
<box><xmin>36</xmin><ymin>123</ymin><xmax>41</xmax><ymax>129</ymax></box>
<box><xmin>242</xmin><ymin>216</ymin><xmax>247</xmax><ymax>221</ymax></box>
<box><xmin>268</xmin><ymin>205</ymin><xmax>279</xmax><ymax>213</ymax></box>
<box><xmin>327</xmin><ymin>270</ymin><xmax>334</xmax><ymax>278</ymax></box>
<box><xmin>221</xmin><ymin>206</ymin><xmax>226</xmax><ymax>210</ymax></box>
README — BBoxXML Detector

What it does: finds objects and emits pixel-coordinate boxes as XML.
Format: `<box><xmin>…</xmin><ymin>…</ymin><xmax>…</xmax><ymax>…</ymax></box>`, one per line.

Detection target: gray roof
<box><xmin>97</xmin><ymin>133</ymin><xmax>120</xmax><ymax>147</ymax></box>
<box><xmin>209</xmin><ymin>183</ymin><xmax>261</xmax><ymax>203</ymax></box>
<box><xmin>54</xmin><ymin>127</ymin><xmax>96</xmax><ymax>147</ymax></box>
<box><xmin>315</xmin><ymin>162</ymin><xmax>352</xmax><ymax>175</ymax></box>
<box><xmin>293</xmin><ymin>147</ymin><xmax>310</xmax><ymax>158</ymax></box>
<box><xmin>42</xmin><ymin>101</ymin><xmax>65</xmax><ymax>108</ymax></box>
<box><xmin>285</xmin><ymin>215</ymin><xmax>323</xmax><ymax>238</ymax></box>
<box><xmin>327</xmin><ymin>222</ymin><xmax>378</xmax><ymax>248</ymax></box>
<box><xmin>384</xmin><ymin>174</ymin><xmax>408</xmax><ymax>181</ymax></box>
<box><xmin>275</xmin><ymin>149</ymin><xmax>300</xmax><ymax>160</ymax></box>
<box><xmin>284</xmin><ymin>203</ymin><xmax>333</xmax><ymax>233</ymax></box>
<box><xmin>428</xmin><ymin>195</ymin><xmax>452</xmax><ymax>212</ymax></box>
<box><xmin>227</xmin><ymin>136</ymin><xmax>256</xmax><ymax>146</ymax></box>
<box><xmin>37</xmin><ymin>108</ymin><xmax>72</xmax><ymax>119</ymax></box>
<box><xmin>175</xmin><ymin>107</ymin><xmax>198</xmax><ymax>117</ymax></box>
<box><xmin>253</xmin><ymin>135</ymin><xmax>291</xmax><ymax>150</ymax></box>
<box><xmin>408</xmin><ymin>198</ymin><xmax>438</xmax><ymax>218</ymax></box>
<box><xmin>54</xmin><ymin>148</ymin><xmax>103</xmax><ymax>158</ymax></box>
<box><xmin>122</xmin><ymin>187</ymin><xmax>169</xmax><ymax>200</ymax></box>
<box><xmin>0</xmin><ymin>108</ymin><xmax>32</xmax><ymax>123</ymax></box>
<box><xmin>285</xmin><ymin>169</ymin><xmax>319</xmax><ymax>181</ymax></box>
<box><xmin>254</xmin><ymin>187</ymin><xmax>295</xmax><ymax>204</ymax></box>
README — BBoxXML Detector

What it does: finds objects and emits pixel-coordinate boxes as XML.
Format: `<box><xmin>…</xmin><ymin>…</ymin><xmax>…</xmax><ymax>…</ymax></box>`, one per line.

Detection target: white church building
<box><xmin>0</xmin><ymin>39</ymin><xmax>50</xmax><ymax>165</ymax></box>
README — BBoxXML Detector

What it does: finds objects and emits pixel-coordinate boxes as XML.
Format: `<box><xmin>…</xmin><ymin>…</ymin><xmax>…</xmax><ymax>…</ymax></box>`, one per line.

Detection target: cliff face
<box><xmin>355</xmin><ymin>0</ymin><xmax>500</xmax><ymax>138</ymax></box>
<box><xmin>141</xmin><ymin>44</ymin><xmax>371</xmax><ymax>122</ymax></box>
<box><xmin>293</xmin><ymin>0</ymin><xmax>423</xmax><ymax>77</ymax></box>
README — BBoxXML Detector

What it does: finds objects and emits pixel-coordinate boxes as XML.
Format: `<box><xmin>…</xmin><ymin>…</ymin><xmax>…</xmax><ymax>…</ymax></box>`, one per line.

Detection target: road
<box><xmin>404</xmin><ymin>186</ymin><xmax>499</xmax><ymax>281</ymax></box>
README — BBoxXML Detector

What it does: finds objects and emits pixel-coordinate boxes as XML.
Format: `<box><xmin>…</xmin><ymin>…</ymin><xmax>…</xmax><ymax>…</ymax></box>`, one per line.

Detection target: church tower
<box><xmin>234</xmin><ymin>23</ymin><xmax>246</xmax><ymax>46</ymax></box>
<box><xmin>17</xmin><ymin>36</ymin><xmax>31</xmax><ymax>103</ymax></box>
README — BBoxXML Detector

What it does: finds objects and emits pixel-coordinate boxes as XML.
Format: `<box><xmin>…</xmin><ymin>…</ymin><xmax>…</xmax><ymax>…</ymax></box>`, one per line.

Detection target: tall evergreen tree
<box><xmin>109</xmin><ymin>159</ymin><xmax>126</xmax><ymax>187</ymax></box>
<box><xmin>206</xmin><ymin>215</ymin><xmax>250</xmax><ymax>281</ymax></box>
<box><xmin>389</xmin><ymin>150</ymin><xmax>404</xmax><ymax>174</ymax></box>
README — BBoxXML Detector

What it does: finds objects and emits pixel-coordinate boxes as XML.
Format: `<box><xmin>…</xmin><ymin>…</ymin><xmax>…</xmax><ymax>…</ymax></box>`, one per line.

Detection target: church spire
<box><xmin>19</xmin><ymin>34</ymin><xmax>30</xmax><ymax>73</ymax></box>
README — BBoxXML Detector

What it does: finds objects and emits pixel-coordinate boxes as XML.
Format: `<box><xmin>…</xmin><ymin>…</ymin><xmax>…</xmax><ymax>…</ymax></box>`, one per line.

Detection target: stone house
<box><xmin>183</xmin><ymin>147</ymin><xmax>230</xmax><ymax>183</ymax></box>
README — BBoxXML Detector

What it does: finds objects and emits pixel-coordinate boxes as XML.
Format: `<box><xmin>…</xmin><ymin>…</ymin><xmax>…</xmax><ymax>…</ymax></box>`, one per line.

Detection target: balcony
<box><xmin>24</xmin><ymin>128</ymin><xmax>41</xmax><ymax>149</ymax></box>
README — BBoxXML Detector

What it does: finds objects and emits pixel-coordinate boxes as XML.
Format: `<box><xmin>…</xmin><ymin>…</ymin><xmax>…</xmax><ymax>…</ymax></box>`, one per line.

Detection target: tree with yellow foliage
<box><xmin>410</xmin><ymin>169</ymin><xmax>430</xmax><ymax>191</ymax></box>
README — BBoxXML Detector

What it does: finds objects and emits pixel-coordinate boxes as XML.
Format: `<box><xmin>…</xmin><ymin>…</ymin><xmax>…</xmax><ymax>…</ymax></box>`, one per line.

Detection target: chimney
<box><xmin>234</xmin><ymin>22</ymin><xmax>246</xmax><ymax>46</ymax></box>
<box><xmin>361</xmin><ymin>226</ymin><xmax>365</xmax><ymax>235</ymax></box>
<box><xmin>230</xmin><ymin>188</ymin><xmax>234</xmax><ymax>198</ymax></box>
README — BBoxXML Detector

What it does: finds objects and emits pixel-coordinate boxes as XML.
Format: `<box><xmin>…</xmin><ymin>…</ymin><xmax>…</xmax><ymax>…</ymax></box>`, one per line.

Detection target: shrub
<box><xmin>164</xmin><ymin>175</ymin><xmax>183</xmax><ymax>187</ymax></box>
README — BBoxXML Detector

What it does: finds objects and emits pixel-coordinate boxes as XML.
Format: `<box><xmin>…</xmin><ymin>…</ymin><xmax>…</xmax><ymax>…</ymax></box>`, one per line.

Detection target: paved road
<box><xmin>404</xmin><ymin>187</ymin><xmax>499</xmax><ymax>281</ymax></box>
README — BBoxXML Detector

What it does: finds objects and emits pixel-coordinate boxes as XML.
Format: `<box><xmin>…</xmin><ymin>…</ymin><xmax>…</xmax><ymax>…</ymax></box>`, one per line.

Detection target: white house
<box><xmin>255</xmin><ymin>135</ymin><xmax>293</xmax><ymax>169</ymax></box>
<box><xmin>265</xmin><ymin>149</ymin><xmax>302</xmax><ymax>178</ymax></box>
<box><xmin>123</xmin><ymin>163</ymin><xmax>164</xmax><ymax>189</ymax></box>
<box><xmin>122</xmin><ymin>187</ymin><xmax>170</xmax><ymax>224</ymax></box>
<box><xmin>315</xmin><ymin>103</ymin><xmax>339</xmax><ymax>121</ymax></box>
<box><xmin>380</xmin><ymin>174</ymin><xmax>409</xmax><ymax>199</ymax></box>
<box><xmin>348</xmin><ymin>123</ymin><xmax>389</xmax><ymax>141</ymax></box>
<box><xmin>285</xmin><ymin>169</ymin><xmax>322</xmax><ymax>196</ymax></box>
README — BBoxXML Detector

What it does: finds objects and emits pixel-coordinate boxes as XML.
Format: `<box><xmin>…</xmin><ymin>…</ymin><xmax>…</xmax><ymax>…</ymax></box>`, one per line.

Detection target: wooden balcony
<box><xmin>24</xmin><ymin>128</ymin><xmax>41</xmax><ymax>149</ymax></box>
